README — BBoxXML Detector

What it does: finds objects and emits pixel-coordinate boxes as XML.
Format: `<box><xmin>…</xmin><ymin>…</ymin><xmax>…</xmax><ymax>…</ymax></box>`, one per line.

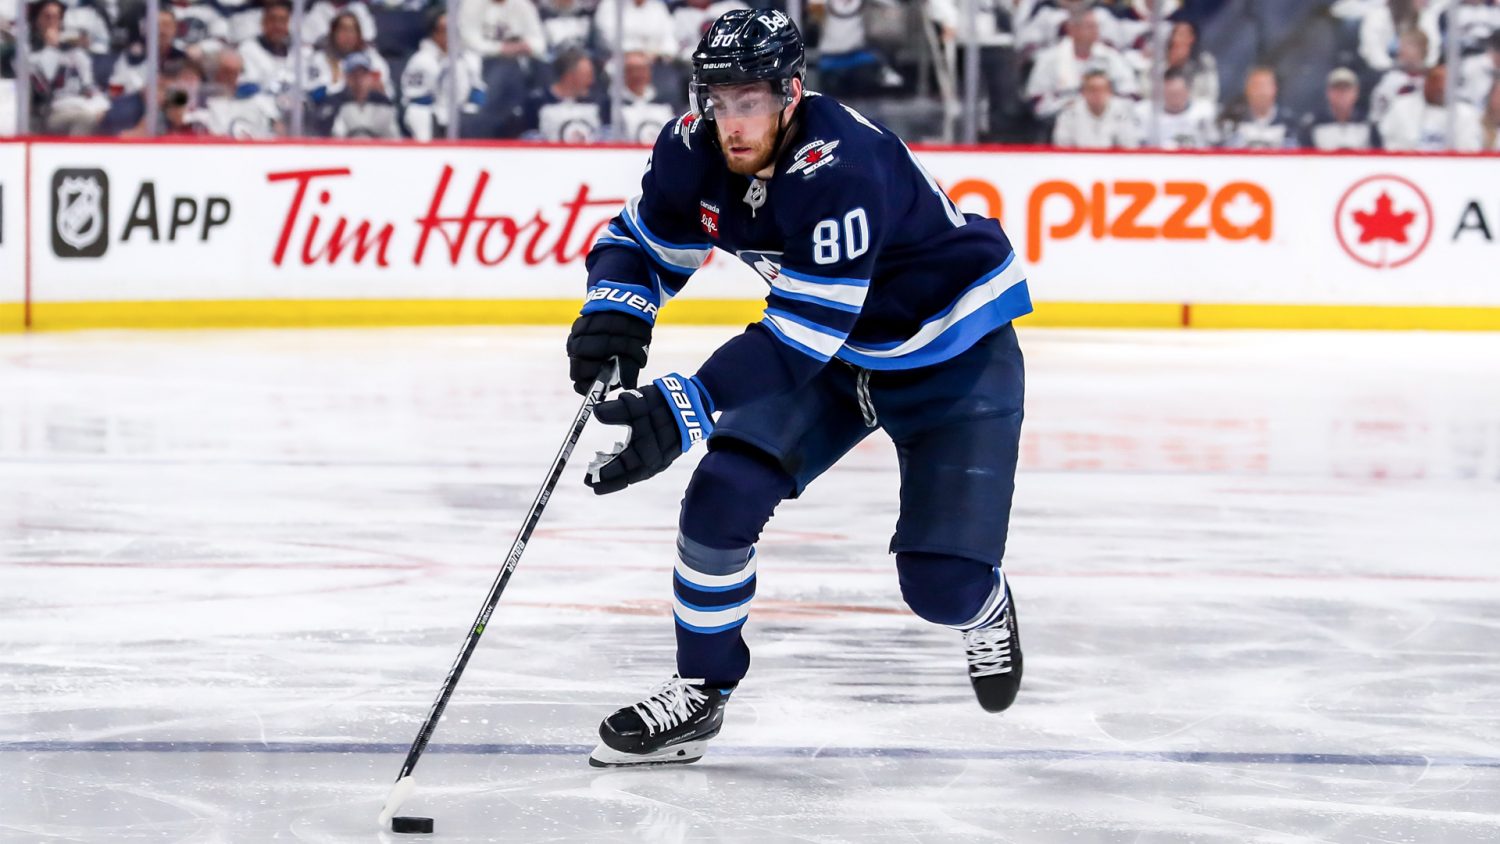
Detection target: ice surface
<box><xmin>3</xmin><ymin>326</ymin><xmax>1499</xmax><ymax>842</ymax></box>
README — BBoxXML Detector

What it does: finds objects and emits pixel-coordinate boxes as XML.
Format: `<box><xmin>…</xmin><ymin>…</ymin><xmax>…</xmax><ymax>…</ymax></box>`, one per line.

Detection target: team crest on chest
<box><xmin>736</xmin><ymin>249</ymin><xmax>783</xmax><ymax>284</ymax></box>
<box><xmin>699</xmin><ymin>200</ymin><xmax>721</xmax><ymax>238</ymax></box>
<box><xmin>787</xmin><ymin>139</ymin><xmax>840</xmax><ymax>177</ymax></box>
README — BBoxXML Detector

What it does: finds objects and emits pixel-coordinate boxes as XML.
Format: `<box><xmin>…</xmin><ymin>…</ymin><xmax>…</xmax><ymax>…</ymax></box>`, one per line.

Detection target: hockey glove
<box><xmin>585</xmin><ymin>374</ymin><xmax>715</xmax><ymax>495</ymax></box>
<box><xmin>567</xmin><ymin>312</ymin><xmax>652</xmax><ymax>396</ymax></box>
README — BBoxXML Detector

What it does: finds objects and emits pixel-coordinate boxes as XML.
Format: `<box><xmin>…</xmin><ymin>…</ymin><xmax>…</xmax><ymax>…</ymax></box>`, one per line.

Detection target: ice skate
<box><xmin>588</xmin><ymin>676</ymin><xmax>732</xmax><ymax>767</ymax></box>
<box><xmin>964</xmin><ymin>591</ymin><xmax>1023</xmax><ymax>713</ymax></box>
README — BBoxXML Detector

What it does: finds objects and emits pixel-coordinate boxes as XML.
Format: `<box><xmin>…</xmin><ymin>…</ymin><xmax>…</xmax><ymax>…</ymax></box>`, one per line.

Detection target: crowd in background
<box><xmin>1</xmin><ymin>0</ymin><xmax>1498</xmax><ymax>150</ymax></box>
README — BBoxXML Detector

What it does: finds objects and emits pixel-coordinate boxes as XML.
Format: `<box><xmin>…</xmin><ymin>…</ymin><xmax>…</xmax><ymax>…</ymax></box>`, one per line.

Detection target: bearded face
<box><xmin>707</xmin><ymin>81</ymin><xmax>794</xmax><ymax>176</ymax></box>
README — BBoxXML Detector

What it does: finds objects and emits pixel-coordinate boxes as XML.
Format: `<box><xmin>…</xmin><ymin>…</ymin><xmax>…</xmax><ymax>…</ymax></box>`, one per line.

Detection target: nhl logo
<box><xmin>51</xmin><ymin>169</ymin><xmax>110</xmax><ymax>258</ymax></box>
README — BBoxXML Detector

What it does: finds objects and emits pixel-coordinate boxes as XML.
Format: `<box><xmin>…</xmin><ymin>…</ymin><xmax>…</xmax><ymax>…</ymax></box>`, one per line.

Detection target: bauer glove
<box><xmin>585</xmin><ymin>374</ymin><xmax>715</xmax><ymax>495</ymax></box>
<box><xmin>568</xmin><ymin>280</ymin><xmax>660</xmax><ymax>395</ymax></box>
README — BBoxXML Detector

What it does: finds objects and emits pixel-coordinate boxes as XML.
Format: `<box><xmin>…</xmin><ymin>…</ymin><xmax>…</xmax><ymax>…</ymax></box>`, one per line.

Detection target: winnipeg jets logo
<box><xmin>737</xmin><ymin>249</ymin><xmax>783</xmax><ymax>284</ymax></box>
<box><xmin>700</xmin><ymin>200</ymin><xmax>721</xmax><ymax>238</ymax></box>
<box><xmin>787</xmin><ymin>139</ymin><xmax>840</xmax><ymax>177</ymax></box>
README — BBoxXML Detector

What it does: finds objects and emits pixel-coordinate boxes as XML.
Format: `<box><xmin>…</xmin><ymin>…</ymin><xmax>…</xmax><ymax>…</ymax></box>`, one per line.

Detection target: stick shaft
<box><xmin>392</xmin><ymin>360</ymin><xmax>618</xmax><ymax>781</ymax></box>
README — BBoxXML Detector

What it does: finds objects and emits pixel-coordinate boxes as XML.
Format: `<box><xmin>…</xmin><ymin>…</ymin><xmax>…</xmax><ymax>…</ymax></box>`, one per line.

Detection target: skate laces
<box><xmin>964</xmin><ymin>613</ymin><xmax>1014</xmax><ymax>678</ymax></box>
<box><xmin>632</xmin><ymin>677</ymin><xmax>708</xmax><ymax>736</ymax></box>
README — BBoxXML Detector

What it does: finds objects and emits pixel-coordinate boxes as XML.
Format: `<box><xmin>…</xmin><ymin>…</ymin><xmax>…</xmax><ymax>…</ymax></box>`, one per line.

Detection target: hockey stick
<box><xmin>377</xmin><ymin>358</ymin><xmax>620</xmax><ymax>828</ymax></box>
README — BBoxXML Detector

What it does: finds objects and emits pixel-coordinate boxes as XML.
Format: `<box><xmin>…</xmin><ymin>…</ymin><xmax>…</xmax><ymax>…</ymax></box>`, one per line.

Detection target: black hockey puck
<box><xmin>391</xmin><ymin>816</ymin><xmax>434</xmax><ymax>834</ymax></box>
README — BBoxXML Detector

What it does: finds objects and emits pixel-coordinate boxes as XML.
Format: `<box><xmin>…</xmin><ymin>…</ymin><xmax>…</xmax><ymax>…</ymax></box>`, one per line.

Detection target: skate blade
<box><xmin>587</xmin><ymin>740</ymin><xmax>708</xmax><ymax>768</ymax></box>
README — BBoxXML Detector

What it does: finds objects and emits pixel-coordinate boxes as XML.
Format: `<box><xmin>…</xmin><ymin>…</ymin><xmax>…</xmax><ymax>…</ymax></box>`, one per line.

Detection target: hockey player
<box><xmin>567</xmin><ymin>9</ymin><xmax>1032</xmax><ymax>767</ymax></box>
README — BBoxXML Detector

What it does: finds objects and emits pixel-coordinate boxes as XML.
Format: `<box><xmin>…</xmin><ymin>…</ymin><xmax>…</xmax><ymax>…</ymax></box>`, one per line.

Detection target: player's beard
<box><xmin>718</xmin><ymin>123</ymin><xmax>778</xmax><ymax>176</ymax></box>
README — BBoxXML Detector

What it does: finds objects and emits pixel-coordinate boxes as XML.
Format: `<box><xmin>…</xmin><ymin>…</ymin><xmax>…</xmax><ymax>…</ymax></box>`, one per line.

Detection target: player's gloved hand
<box><xmin>567</xmin><ymin>312</ymin><xmax>652</xmax><ymax>396</ymax></box>
<box><xmin>586</xmin><ymin>374</ymin><xmax>715</xmax><ymax>495</ymax></box>
<box><xmin>570</xmin><ymin>277</ymin><xmax>664</xmax><ymax>396</ymax></box>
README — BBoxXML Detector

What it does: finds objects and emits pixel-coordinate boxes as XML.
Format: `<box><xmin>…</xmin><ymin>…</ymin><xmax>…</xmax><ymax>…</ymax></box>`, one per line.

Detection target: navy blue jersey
<box><xmin>581</xmin><ymin>91</ymin><xmax>1032</xmax><ymax>412</ymax></box>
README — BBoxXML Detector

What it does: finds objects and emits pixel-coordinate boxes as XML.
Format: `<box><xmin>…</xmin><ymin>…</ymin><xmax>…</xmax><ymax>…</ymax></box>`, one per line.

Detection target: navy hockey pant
<box><xmin>672</xmin><ymin>324</ymin><xmax>1025</xmax><ymax>686</ymax></box>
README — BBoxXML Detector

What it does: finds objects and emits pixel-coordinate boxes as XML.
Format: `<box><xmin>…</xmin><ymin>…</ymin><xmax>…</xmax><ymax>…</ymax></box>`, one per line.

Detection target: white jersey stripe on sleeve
<box><xmin>842</xmin><ymin>255</ymin><xmax>1025</xmax><ymax>360</ymax></box>
<box><xmin>764</xmin><ymin>312</ymin><xmax>847</xmax><ymax>359</ymax></box>
<box><xmin>770</xmin><ymin>274</ymin><xmax>870</xmax><ymax>310</ymax></box>
<box><xmin>624</xmin><ymin>195</ymin><xmax>711</xmax><ymax>272</ymax></box>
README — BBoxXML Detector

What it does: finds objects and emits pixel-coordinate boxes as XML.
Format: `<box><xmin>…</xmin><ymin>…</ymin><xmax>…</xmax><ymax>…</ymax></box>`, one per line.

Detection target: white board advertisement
<box><xmin>19</xmin><ymin>140</ymin><xmax>1500</xmax><ymax>309</ymax></box>
<box><xmin>0</xmin><ymin>143</ymin><xmax>24</xmax><ymax>323</ymax></box>
<box><xmin>26</xmin><ymin>141</ymin><xmax>762</xmax><ymax>304</ymax></box>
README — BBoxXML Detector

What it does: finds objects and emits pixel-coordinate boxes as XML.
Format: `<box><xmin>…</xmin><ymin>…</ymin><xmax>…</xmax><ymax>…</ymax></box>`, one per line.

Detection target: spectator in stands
<box><xmin>240</xmin><ymin>0</ymin><xmax>327</xmax><ymax>124</ymax></box>
<box><xmin>926</xmin><ymin>0</ymin><xmax>1027</xmax><ymax>142</ymax></box>
<box><xmin>1221</xmin><ymin>65</ymin><xmax>1295</xmax><ymax>148</ymax></box>
<box><xmin>119</xmin><ymin>56</ymin><xmax>203</xmax><ymax>136</ymax></box>
<box><xmin>27</xmin><ymin>0</ymin><xmax>109</xmax><ymax>134</ymax></box>
<box><xmin>401</xmin><ymin>9</ymin><xmax>486</xmax><ymax>140</ymax></box>
<box><xmin>461</xmin><ymin>0</ymin><xmax>547</xmax><ymax>62</ymax></box>
<box><xmin>1483</xmin><ymin>78</ymin><xmax>1500</xmax><ymax>148</ymax></box>
<box><xmin>1360</xmin><ymin>0</ymin><xmax>1441</xmax><ymax>72</ymax></box>
<box><xmin>302</xmin><ymin>0</ymin><xmax>378</xmax><ymax>50</ymax></box>
<box><xmin>1025</xmin><ymin>6</ymin><xmax>1138</xmax><ymax>120</ymax></box>
<box><xmin>1440</xmin><ymin>0</ymin><xmax>1499</xmax><ymax>58</ymax></box>
<box><xmin>1459</xmin><ymin>32</ymin><xmax>1500</xmax><ymax>105</ymax></box>
<box><xmin>1092</xmin><ymin>0</ymin><xmax>1155</xmax><ymax>53</ymax></box>
<box><xmin>521</xmin><ymin>43</ymin><xmax>606</xmax><ymax>141</ymax></box>
<box><xmin>593</xmin><ymin>0</ymin><xmax>676</xmax><ymax>61</ymax></box>
<box><xmin>616</xmin><ymin>49</ymin><xmax>674</xmax><ymax>142</ymax></box>
<box><xmin>1053</xmin><ymin>67</ymin><xmax>1139</xmax><ymax>147</ymax></box>
<box><xmin>807</xmin><ymin>0</ymin><xmax>905</xmax><ymax>97</ymax></box>
<box><xmin>1299</xmin><ymin>67</ymin><xmax>1381</xmax><ymax>150</ymax></box>
<box><xmin>1140</xmin><ymin>65</ymin><xmax>1217</xmax><ymax>148</ymax></box>
<box><xmin>1370</xmin><ymin>28</ymin><xmax>1429</xmax><ymax>122</ymax></box>
<box><xmin>1018</xmin><ymin>0</ymin><xmax>1124</xmax><ymax>60</ymax></box>
<box><xmin>1137</xmin><ymin>20</ymin><xmax>1218</xmax><ymax>107</ymax></box>
<box><xmin>539</xmin><ymin>0</ymin><xmax>594</xmax><ymax>54</ymax></box>
<box><xmin>313</xmin><ymin>11</ymin><xmax>392</xmax><ymax>98</ymax></box>
<box><xmin>1380</xmin><ymin>61</ymin><xmax>1484</xmax><ymax>149</ymax></box>
<box><xmin>672</xmin><ymin>0</ymin><xmax>748</xmax><ymax>62</ymax></box>
<box><xmin>169</xmin><ymin>0</ymin><xmax>232</xmax><ymax>60</ymax></box>
<box><xmin>196</xmin><ymin>46</ymin><xmax>281</xmax><ymax>138</ymax></box>
<box><xmin>58</xmin><ymin>0</ymin><xmax>110</xmax><ymax>57</ymax></box>
<box><xmin>2</xmin><ymin>12</ymin><xmax>15</xmax><ymax>136</ymax></box>
<box><xmin>325</xmin><ymin>52</ymin><xmax>399</xmax><ymax>137</ymax></box>
<box><xmin>110</xmin><ymin>7</ymin><xmax>189</xmax><ymax>99</ymax></box>
<box><xmin>219</xmin><ymin>0</ymin><xmax>265</xmax><ymax>45</ymax></box>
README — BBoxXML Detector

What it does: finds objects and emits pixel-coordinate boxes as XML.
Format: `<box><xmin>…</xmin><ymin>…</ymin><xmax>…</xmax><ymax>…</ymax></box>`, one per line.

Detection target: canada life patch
<box><xmin>787</xmin><ymin>139</ymin><xmax>840</xmax><ymax>177</ymax></box>
<box><xmin>699</xmin><ymin>201</ymin><xmax>721</xmax><ymax>238</ymax></box>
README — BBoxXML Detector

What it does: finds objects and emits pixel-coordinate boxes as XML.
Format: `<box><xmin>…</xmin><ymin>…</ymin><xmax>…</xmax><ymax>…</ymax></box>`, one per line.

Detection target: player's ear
<box><xmin>785</xmin><ymin>77</ymin><xmax>804</xmax><ymax>114</ymax></box>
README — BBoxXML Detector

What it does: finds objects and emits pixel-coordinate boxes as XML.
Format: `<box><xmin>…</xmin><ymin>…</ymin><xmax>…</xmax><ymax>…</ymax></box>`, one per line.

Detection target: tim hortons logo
<box><xmin>1333</xmin><ymin>174</ymin><xmax>1433</xmax><ymax>269</ymax></box>
<box><xmin>700</xmin><ymin>200</ymin><xmax>720</xmax><ymax>237</ymax></box>
<box><xmin>265</xmin><ymin>166</ymin><xmax>624</xmax><ymax>268</ymax></box>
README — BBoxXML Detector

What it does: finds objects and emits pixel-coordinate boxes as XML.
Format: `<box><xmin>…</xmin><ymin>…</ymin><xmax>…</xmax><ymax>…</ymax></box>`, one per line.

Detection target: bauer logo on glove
<box><xmin>585</xmin><ymin>373</ymin><xmax>716</xmax><ymax>495</ymax></box>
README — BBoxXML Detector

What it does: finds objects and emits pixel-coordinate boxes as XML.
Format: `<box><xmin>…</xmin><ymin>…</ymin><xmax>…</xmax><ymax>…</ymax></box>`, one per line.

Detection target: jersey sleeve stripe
<box><xmin>762</xmin><ymin>311</ymin><xmax>847</xmax><ymax>361</ymax></box>
<box><xmin>622</xmin><ymin>195</ymin><xmax>712</xmax><ymax>273</ymax></box>
<box><xmin>769</xmin><ymin>275</ymin><xmax>869</xmax><ymax>311</ymax></box>
<box><xmin>838</xmin><ymin>256</ymin><xmax>1031</xmax><ymax>369</ymax></box>
<box><xmin>777</xmin><ymin>266</ymin><xmax>872</xmax><ymax>288</ymax></box>
<box><xmin>765</xmin><ymin>294</ymin><xmax>862</xmax><ymax>333</ymax></box>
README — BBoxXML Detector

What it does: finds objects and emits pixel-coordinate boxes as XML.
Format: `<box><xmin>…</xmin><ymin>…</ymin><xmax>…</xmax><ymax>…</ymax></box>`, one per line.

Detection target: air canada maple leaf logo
<box><xmin>1352</xmin><ymin>193</ymin><xmax>1415</xmax><ymax>244</ymax></box>
<box><xmin>1334</xmin><ymin>175</ymin><xmax>1432</xmax><ymax>269</ymax></box>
